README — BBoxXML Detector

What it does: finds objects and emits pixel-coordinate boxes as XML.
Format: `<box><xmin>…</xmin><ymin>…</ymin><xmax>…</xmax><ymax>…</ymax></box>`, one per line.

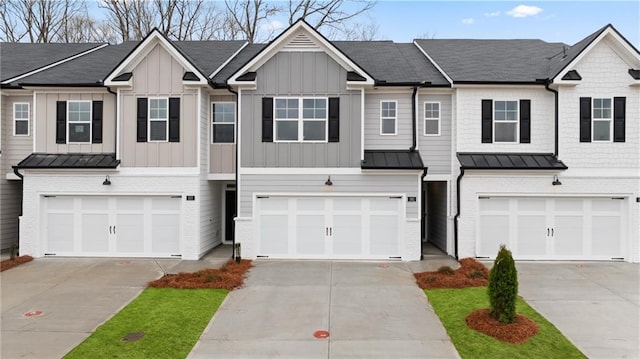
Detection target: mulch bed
<box><xmin>466</xmin><ymin>309</ymin><xmax>539</xmax><ymax>344</ymax></box>
<box><xmin>0</xmin><ymin>255</ymin><xmax>34</xmax><ymax>272</ymax></box>
<box><xmin>148</xmin><ymin>259</ymin><xmax>253</xmax><ymax>290</ymax></box>
<box><xmin>414</xmin><ymin>258</ymin><xmax>489</xmax><ymax>289</ymax></box>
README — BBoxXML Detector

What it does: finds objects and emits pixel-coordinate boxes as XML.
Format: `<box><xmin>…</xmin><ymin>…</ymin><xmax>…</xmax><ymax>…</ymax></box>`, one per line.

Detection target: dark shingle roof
<box><xmin>457</xmin><ymin>153</ymin><xmax>567</xmax><ymax>170</ymax></box>
<box><xmin>15</xmin><ymin>153</ymin><xmax>120</xmax><ymax>169</ymax></box>
<box><xmin>1</xmin><ymin>43</ymin><xmax>103</xmax><ymax>82</ymax></box>
<box><xmin>362</xmin><ymin>150</ymin><xmax>424</xmax><ymax>170</ymax></box>
<box><xmin>546</xmin><ymin>24</ymin><xmax>609</xmax><ymax>80</ymax></box>
<box><xmin>172</xmin><ymin>40</ymin><xmax>247</xmax><ymax>77</ymax></box>
<box><xmin>211</xmin><ymin>44</ymin><xmax>266</xmax><ymax>84</ymax></box>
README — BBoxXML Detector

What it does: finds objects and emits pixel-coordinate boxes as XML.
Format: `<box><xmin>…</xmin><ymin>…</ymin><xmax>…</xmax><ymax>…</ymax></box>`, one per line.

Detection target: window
<box><xmin>592</xmin><ymin>98</ymin><xmax>612</xmax><ymax>141</ymax></box>
<box><xmin>68</xmin><ymin>101</ymin><xmax>91</xmax><ymax>143</ymax></box>
<box><xmin>149</xmin><ymin>98</ymin><xmax>168</xmax><ymax>142</ymax></box>
<box><xmin>274</xmin><ymin>97</ymin><xmax>327</xmax><ymax>142</ymax></box>
<box><xmin>380</xmin><ymin>101</ymin><xmax>397</xmax><ymax>135</ymax></box>
<box><xmin>494</xmin><ymin>100</ymin><xmax>518</xmax><ymax>143</ymax></box>
<box><xmin>14</xmin><ymin>103</ymin><xmax>29</xmax><ymax>136</ymax></box>
<box><xmin>424</xmin><ymin>102</ymin><xmax>440</xmax><ymax>136</ymax></box>
<box><xmin>212</xmin><ymin>102</ymin><xmax>236</xmax><ymax>143</ymax></box>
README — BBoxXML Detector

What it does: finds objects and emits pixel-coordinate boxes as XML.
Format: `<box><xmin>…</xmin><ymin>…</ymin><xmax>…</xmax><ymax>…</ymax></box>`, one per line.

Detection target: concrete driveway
<box><xmin>517</xmin><ymin>261</ymin><xmax>639</xmax><ymax>359</ymax></box>
<box><xmin>189</xmin><ymin>260</ymin><xmax>460</xmax><ymax>359</ymax></box>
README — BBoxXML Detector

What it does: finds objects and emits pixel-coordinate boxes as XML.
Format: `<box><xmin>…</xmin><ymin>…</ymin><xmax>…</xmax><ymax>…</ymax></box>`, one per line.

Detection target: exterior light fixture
<box><xmin>325</xmin><ymin>176</ymin><xmax>333</xmax><ymax>186</ymax></box>
<box><xmin>552</xmin><ymin>175</ymin><xmax>561</xmax><ymax>186</ymax></box>
<box><xmin>103</xmin><ymin>175</ymin><xmax>111</xmax><ymax>186</ymax></box>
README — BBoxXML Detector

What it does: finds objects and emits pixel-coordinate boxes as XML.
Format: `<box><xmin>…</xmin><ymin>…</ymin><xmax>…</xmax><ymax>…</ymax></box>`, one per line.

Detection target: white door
<box><xmin>44</xmin><ymin>196</ymin><xmax>180</xmax><ymax>257</ymax></box>
<box><xmin>478</xmin><ymin>197</ymin><xmax>626</xmax><ymax>260</ymax></box>
<box><xmin>257</xmin><ymin>196</ymin><xmax>402</xmax><ymax>259</ymax></box>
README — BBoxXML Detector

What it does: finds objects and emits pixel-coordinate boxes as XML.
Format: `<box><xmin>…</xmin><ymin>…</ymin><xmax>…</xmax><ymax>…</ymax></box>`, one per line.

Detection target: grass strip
<box><xmin>65</xmin><ymin>288</ymin><xmax>227</xmax><ymax>359</ymax></box>
<box><xmin>425</xmin><ymin>287</ymin><xmax>586</xmax><ymax>359</ymax></box>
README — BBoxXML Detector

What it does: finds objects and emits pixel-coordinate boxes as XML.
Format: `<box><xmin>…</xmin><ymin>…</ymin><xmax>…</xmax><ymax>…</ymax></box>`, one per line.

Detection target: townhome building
<box><xmin>1</xmin><ymin>21</ymin><xmax>638</xmax><ymax>262</ymax></box>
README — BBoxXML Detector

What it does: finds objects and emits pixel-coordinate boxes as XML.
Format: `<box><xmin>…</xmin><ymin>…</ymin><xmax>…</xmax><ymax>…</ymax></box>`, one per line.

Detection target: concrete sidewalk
<box><xmin>189</xmin><ymin>260</ymin><xmax>460</xmax><ymax>359</ymax></box>
<box><xmin>517</xmin><ymin>261</ymin><xmax>640</xmax><ymax>359</ymax></box>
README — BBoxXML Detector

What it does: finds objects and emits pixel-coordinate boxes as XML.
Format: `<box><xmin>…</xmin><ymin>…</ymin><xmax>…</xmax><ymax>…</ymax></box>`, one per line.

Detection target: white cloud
<box><xmin>506</xmin><ymin>5</ymin><xmax>543</xmax><ymax>18</ymax></box>
<box><xmin>462</xmin><ymin>18</ymin><xmax>475</xmax><ymax>24</ymax></box>
<box><xmin>261</xmin><ymin>20</ymin><xmax>284</xmax><ymax>32</ymax></box>
<box><xmin>484</xmin><ymin>11</ymin><xmax>501</xmax><ymax>17</ymax></box>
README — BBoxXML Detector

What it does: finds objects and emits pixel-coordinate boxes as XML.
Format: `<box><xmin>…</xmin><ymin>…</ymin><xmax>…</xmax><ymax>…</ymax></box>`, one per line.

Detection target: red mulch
<box><xmin>414</xmin><ymin>258</ymin><xmax>489</xmax><ymax>289</ymax></box>
<box><xmin>466</xmin><ymin>309</ymin><xmax>539</xmax><ymax>344</ymax></box>
<box><xmin>0</xmin><ymin>256</ymin><xmax>33</xmax><ymax>272</ymax></box>
<box><xmin>148</xmin><ymin>259</ymin><xmax>253</xmax><ymax>290</ymax></box>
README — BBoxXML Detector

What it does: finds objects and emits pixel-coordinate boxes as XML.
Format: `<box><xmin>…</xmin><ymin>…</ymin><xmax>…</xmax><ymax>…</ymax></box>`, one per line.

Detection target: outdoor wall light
<box><xmin>325</xmin><ymin>176</ymin><xmax>333</xmax><ymax>186</ymax></box>
<box><xmin>103</xmin><ymin>175</ymin><xmax>111</xmax><ymax>186</ymax></box>
<box><xmin>552</xmin><ymin>175</ymin><xmax>562</xmax><ymax>186</ymax></box>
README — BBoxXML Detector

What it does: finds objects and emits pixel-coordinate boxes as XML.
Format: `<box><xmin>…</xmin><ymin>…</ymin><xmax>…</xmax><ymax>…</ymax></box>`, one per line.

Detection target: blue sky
<box><xmin>370</xmin><ymin>1</ymin><xmax>639</xmax><ymax>46</ymax></box>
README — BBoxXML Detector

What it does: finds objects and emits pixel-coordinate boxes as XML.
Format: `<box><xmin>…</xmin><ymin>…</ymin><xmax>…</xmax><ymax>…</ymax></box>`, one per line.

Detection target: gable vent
<box><xmin>282</xmin><ymin>33</ymin><xmax>320</xmax><ymax>51</ymax></box>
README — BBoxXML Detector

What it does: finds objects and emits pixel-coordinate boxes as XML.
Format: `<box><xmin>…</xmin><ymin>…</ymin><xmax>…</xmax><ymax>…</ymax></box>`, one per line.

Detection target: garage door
<box><xmin>257</xmin><ymin>196</ymin><xmax>402</xmax><ymax>259</ymax></box>
<box><xmin>478</xmin><ymin>197</ymin><xmax>627</xmax><ymax>260</ymax></box>
<box><xmin>45</xmin><ymin>196</ymin><xmax>181</xmax><ymax>257</ymax></box>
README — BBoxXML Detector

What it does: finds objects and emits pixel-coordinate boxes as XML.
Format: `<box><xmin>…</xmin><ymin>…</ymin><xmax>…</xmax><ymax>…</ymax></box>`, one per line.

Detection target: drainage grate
<box><xmin>122</xmin><ymin>332</ymin><xmax>145</xmax><ymax>342</ymax></box>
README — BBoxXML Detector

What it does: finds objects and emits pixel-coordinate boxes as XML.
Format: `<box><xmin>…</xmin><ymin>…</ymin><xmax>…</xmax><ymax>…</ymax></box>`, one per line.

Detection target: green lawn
<box><xmin>425</xmin><ymin>287</ymin><xmax>586</xmax><ymax>359</ymax></box>
<box><xmin>65</xmin><ymin>288</ymin><xmax>227</xmax><ymax>359</ymax></box>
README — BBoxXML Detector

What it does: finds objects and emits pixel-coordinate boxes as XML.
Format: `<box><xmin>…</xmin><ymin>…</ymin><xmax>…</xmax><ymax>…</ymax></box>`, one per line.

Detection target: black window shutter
<box><xmin>56</xmin><ymin>101</ymin><xmax>66</xmax><ymax>144</ymax></box>
<box><xmin>579</xmin><ymin>97</ymin><xmax>591</xmax><ymax>142</ymax></box>
<box><xmin>262</xmin><ymin>97</ymin><xmax>273</xmax><ymax>142</ymax></box>
<box><xmin>481</xmin><ymin>99</ymin><xmax>492</xmax><ymax>143</ymax></box>
<box><xmin>92</xmin><ymin>101</ymin><xmax>103</xmax><ymax>144</ymax></box>
<box><xmin>519</xmin><ymin>99</ymin><xmax>531</xmax><ymax>143</ymax></box>
<box><xmin>137</xmin><ymin>98</ymin><xmax>148</xmax><ymax>142</ymax></box>
<box><xmin>613</xmin><ymin>97</ymin><xmax>625</xmax><ymax>142</ymax></box>
<box><xmin>168</xmin><ymin>97</ymin><xmax>180</xmax><ymax>142</ymax></box>
<box><xmin>328</xmin><ymin>97</ymin><xmax>340</xmax><ymax>142</ymax></box>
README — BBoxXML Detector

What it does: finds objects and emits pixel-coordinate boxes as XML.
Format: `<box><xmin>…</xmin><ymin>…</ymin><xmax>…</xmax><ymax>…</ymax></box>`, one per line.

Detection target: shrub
<box><xmin>487</xmin><ymin>245</ymin><xmax>518</xmax><ymax>324</ymax></box>
<box><xmin>467</xmin><ymin>269</ymin><xmax>486</xmax><ymax>279</ymax></box>
<box><xmin>437</xmin><ymin>266</ymin><xmax>455</xmax><ymax>275</ymax></box>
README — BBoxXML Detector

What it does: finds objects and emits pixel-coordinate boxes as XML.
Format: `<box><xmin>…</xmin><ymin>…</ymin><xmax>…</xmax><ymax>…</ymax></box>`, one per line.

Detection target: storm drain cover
<box><xmin>24</xmin><ymin>310</ymin><xmax>43</xmax><ymax>318</ymax></box>
<box><xmin>313</xmin><ymin>330</ymin><xmax>330</xmax><ymax>339</ymax></box>
<box><xmin>122</xmin><ymin>332</ymin><xmax>145</xmax><ymax>342</ymax></box>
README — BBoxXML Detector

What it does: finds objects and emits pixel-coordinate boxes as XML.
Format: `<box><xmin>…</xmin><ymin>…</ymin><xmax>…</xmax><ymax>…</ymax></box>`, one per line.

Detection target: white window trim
<box><xmin>380</xmin><ymin>100</ymin><xmax>398</xmax><ymax>135</ymax></box>
<box><xmin>592</xmin><ymin>97</ymin><xmax>613</xmax><ymax>143</ymax></box>
<box><xmin>13</xmin><ymin>102</ymin><xmax>30</xmax><ymax>136</ymax></box>
<box><xmin>211</xmin><ymin>101</ymin><xmax>236</xmax><ymax>144</ymax></box>
<box><xmin>424</xmin><ymin>101</ymin><xmax>440</xmax><ymax>136</ymax></box>
<box><xmin>148</xmin><ymin>97</ymin><xmax>169</xmax><ymax>143</ymax></box>
<box><xmin>67</xmin><ymin>100</ymin><xmax>92</xmax><ymax>144</ymax></box>
<box><xmin>492</xmin><ymin>100</ymin><xmax>519</xmax><ymax>144</ymax></box>
<box><xmin>273</xmin><ymin>97</ymin><xmax>329</xmax><ymax>143</ymax></box>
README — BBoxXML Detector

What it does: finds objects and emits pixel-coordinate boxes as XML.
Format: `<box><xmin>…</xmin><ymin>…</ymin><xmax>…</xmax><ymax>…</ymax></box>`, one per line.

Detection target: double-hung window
<box><xmin>493</xmin><ymin>100</ymin><xmax>518</xmax><ymax>143</ymax></box>
<box><xmin>14</xmin><ymin>103</ymin><xmax>29</xmax><ymax>136</ymax></box>
<box><xmin>68</xmin><ymin>101</ymin><xmax>91</xmax><ymax>143</ymax></box>
<box><xmin>380</xmin><ymin>101</ymin><xmax>397</xmax><ymax>135</ymax></box>
<box><xmin>424</xmin><ymin>102</ymin><xmax>440</xmax><ymax>136</ymax></box>
<box><xmin>274</xmin><ymin>97</ymin><xmax>327</xmax><ymax>142</ymax></box>
<box><xmin>149</xmin><ymin>98</ymin><xmax>168</xmax><ymax>142</ymax></box>
<box><xmin>212</xmin><ymin>102</ymin><xmax>236</xmax><ymax>143</ymax></box>
<box><xmin>592</xmin><ymin>98</ymin><xmax>612</xmax><ymax>141</ymax></box>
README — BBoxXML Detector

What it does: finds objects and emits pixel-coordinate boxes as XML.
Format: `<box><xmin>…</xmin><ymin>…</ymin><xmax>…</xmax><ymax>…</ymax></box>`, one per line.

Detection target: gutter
<box><xmin>453</xmin><ymin>167</ymin><xmax>464</xmax><ymax>260</ymax></box>
<box><xmin>12</xmin><ymin>167</ymin><xmax>23</xmax><ymax>180</ymax></box>
<box><xmin>419</xmin><ymin>167</ymin><xmax>428</xmax><ymax>260</ymax></box>
<box><xmin>409</xmin><ymin>85</ymin><xmax>418</xmax><ymax>152</ymax></box>
<box><xmin>227</xmin><ymin>85</ymin><xmax>239</xmax><ymax>260</ymax></box>
<box><xmin>544</xmin><ymin>80</ymin><xmax>559</xmax><ymax>157</ymax></box>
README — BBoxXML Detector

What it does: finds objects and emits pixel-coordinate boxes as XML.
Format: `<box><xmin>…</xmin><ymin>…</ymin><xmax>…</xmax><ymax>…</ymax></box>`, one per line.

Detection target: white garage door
<box><xmin>257</xmin><ymin>196</ymin><xmax>402</xmax><ymax>259</ymax></box>
<box><xmin>478</xmin><ymin>197</ymin><xmax>627</xmax><ymax>260</ymax></box>
<box><xmin>45</xmin><ymin>196</ymin><xmax>181</xmax><ymax>257</ymax></box>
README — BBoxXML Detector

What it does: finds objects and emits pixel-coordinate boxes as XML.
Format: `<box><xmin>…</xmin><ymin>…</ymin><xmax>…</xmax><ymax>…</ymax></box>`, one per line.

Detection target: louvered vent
<box><xmin>282</xmin><ymin>33</ymin><xmax>320</xmax><ymax>51</ymax></box>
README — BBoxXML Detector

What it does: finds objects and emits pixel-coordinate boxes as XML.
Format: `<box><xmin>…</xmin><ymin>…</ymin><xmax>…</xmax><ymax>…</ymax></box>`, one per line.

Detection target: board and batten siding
<box><xmin>364</xmin><ymin>91</ymin><xmax>413</xmax><ymax>149</ymax></box>
<box><xmin>240</xmin><ymin>51</ymin><xmax>361</xmax><ymax>168</ymax></box>
<box><xmin>210</xmin><ymin>94</ymin><xmax>236</xmax><ymax>173</ymax></box>
<box><xmin>418</xmin><ymin>93</ymin><xmax>452</xmax><ymax>174</ymax></box>
<box><xmin>35</xmin><ymin>92</ymin><xmax>116</xmax><ymax>153</ymax></box>
<box><xmin>119</xmin><ymin>43</ymin><xmax>197</xmax><ymax>167</ymax></box>
<box><xmin>239</xmin><ymin>173</ymin><xmax>419</xmax><ymax>219</ymax></box>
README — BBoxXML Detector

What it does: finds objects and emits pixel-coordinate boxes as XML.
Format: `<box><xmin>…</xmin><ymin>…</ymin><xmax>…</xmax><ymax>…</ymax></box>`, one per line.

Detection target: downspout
<box><xmin>419</xmin><ymin>167</ymin><xmax>428</xmax><ymax>260</ymax></box>
<box><xmin>409</xmin><ymin>85</ymin><xmax>418</xmax><ymax>152</ymax></box>
<box><xmin>226</xmin><ymin>85</ymin><xmax>239</xmax><ymax>260</ymax></box>
<box><xmin>106</xmin><ymin>86</ymin><xmax>118</xmax><ymax>159</ymax></box>
<box><xmin>453</xmin><ymin>167</ymin><xmax>464</xmax><ymax>260</ymax></box>
<box><xmin>12</xmin><ymin>167</ymin><xmax>23</xmax><ymax>180</ymax></box>
<box><xmin>544</xmin><ymin>80</ymin><xmax>559</xmax><ymax>157</ymax></box>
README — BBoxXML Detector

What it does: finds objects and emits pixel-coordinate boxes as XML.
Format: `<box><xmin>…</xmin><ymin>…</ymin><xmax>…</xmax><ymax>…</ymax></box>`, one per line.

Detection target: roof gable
<box><xmin>228</xmin><ymin>20</ymin><xmax>374</xmax><ymax>86</ymax></box>
<box><xmin>104</xmin><ymin>29</ymin><xmax>208</xmax><ymax>86</ymax></box>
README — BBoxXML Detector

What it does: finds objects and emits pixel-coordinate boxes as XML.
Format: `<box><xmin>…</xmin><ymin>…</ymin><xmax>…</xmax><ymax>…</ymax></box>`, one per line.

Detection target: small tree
<box><xmin>488</xmin><ymin>245</ymin><xmax>518</xmax><ymax>324</ymax></box>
